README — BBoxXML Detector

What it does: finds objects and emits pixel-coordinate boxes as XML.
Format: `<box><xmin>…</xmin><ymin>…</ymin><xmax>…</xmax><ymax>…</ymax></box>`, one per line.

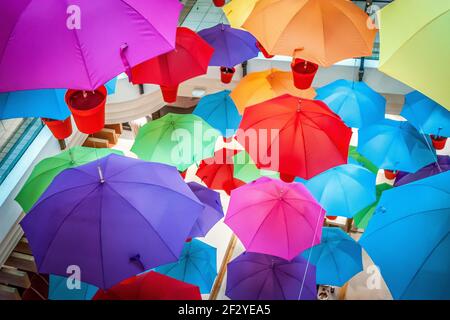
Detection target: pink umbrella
<box><xmin>0</xmin><ymin>0</ymin><xmax>182</xmax><ymax>92</ymax></box>
<box><xmin>225</xmin><ymin>177</ymin><xmax>325</xmax><ymax>260</ymax></box>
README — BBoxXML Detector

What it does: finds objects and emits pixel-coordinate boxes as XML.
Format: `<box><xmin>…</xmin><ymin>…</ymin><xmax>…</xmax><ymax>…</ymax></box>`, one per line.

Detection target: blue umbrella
<box><xmin>48</xmin><ymin>275</ymin><xmax>98</xmax><ymax>300</ymax></box>
<box><xmin>401</xmin><ymin>91</ymin><xmax>450</xmax><ymax>137</ymax></box>
<box><xmin>0</xmin><ymin>77</ymin><xmax>117</xmax><ymax>120</ymax></box>
<box><xmin>357</xmin><ymin>119</ymin><xmax>436</xmax><ymax>173</ymax></box>
<box><xmin>404</xmin><ymin>90</ymin><xmax>425</xmax><ymax>105</ymax></box>
<box><xmin>305</xmin><ymin>164</ymin><xmax>376</xmax><ymax>218</ymax></box>
<box><xmin>193</xmin><ymin>90</ymin><xmax>242</xmax><ymax>138</ymax></box>
<box><xmin>154</xmin><ymin>239</ymin><xmax>217</xmax><ymax>294</ymax></box>
<box><xmin>302</xmin><ymin>227</ymin><xmax>363</xmax><ymax>287</ymax></box>
<box><xmin>316</xmin><ymin>80</ymin><xmax>386</xmax><ymax>128</ymax></box>
<box><xmin>198</xmin><ymin>24</ymin><xmax>259</xmax><ymax>67</ymax></box>
<box><xmin>360</xmin><ymin>171</ymin><xmax>450</xmax><ymax>300</ymax></box>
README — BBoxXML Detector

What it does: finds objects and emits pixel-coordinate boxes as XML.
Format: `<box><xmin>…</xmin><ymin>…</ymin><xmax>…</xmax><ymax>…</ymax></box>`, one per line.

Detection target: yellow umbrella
<box><xmin>230</xmin><ymin>68</ymin><xmax>316</xmax><ymax>113</ymax></box>
<box><xmin>379</xmin><ymin>0</ymin><xmax>450</xmax><ymax>110</ymax></box>
<box><xmin>242</xmin><ymin>0</ymin><xmax>377</xmax><ymax>66</ymax></box>
<box><xmin>223</xmin><ymin>0</ymin><xmax>259</xmax><ymax>29</ymax></box>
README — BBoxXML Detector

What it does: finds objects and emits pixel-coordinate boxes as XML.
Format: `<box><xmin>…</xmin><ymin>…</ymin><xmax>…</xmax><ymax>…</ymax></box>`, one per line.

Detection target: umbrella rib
<box><xmin>281</xmin><ymin>200</ymin><xmax>317</xmax><ymax>236</ymax></box>
<box><xmin>225</xmin><ymin>198</ymin><xmax>277</xmax><ymax>220</ymax></box>
<box><xmin>272</xmin><ymin>269</ymin><xmax>287</xmax><ymax>300</ymax></box>
<box><xmin>246</xmin><ymin>201</ymin><xmax>283</xmax><ymax>250</ymax></box>
<box><xmin>227</xmin><ymin>268</ymin><xmax>270</xmax><ymax>294</ymax></box>
<box><xmin>277</xmin><ymin>267</ymin><xmax>315</xmax><ymax>298</ymax></box>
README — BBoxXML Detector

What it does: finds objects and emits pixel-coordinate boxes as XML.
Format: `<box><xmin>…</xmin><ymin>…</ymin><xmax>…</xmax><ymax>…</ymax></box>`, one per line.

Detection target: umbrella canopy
<box><xmin>15</xmin><ymin>146</ymin><xmax>123</xmax><ymax>213</ymax></box>
<box><xmin>0</xmin><ymin>0</ymin><xmax>181</xmax><ymax>92</ymax></box>
<box><xmin>242</xmin><ymin>0</ymin><xmax>377</xmax><ymax>66</ymax></box>
<box><xmin>49</xmin><ymin>275</ymin><xmax>98</xmax><ymax>301</ymax></box>
<box><xmin>225</xmin><ymin>177</ymin><xmax>325</xmax><ymax>260</ymax></box>
<box><xmin>353</xmin><ymin>183</ymin><xmax>393</xmax><ymax>230</ymax></box>
<box><xmin>223</xmin><ymin>0</ymin><xmax>259</xmax><ymax>29</ymax></box>
<box><xmin>155</xmin><ymin>239</ymin><xmax>217</xmax><ymax>294</ymax></box>
<box><xmin>131</xmin><ymin>113</ymin><xmax>220</xmax><ymax>171</ymax></box>
<box><xmin>348</xmin><ymin>146</ymin><xmax>379</xmax><ymax>175</ymax></box>
<box><xmin>198</xmin><ymin>23</ymin><xmax>258</xmax><ymax>67</ymax></box>
<box><xmin>20</xmin><ymin>154</ymin><xmax>204</xmax><ymax>289</ymax></box>
<box><xmin>236</xmin><ymin>95</ymin><xmax>352</xmax><ymax>180</ymax></box>
<box><xmin>302</xmin><ymin>227</ymin><xmax>363</xmax><ymax>287</ymax></box>
<box><xmin>131</xmin><ymin>27</ymin><xmax>214</xmax><ymax>87</ymax></box>
<box><xmin>232</xmin><ymin>150</ymin><xmax>279</xmax><ymax>183</ymax></box>
<box><xmin>192</xmin><ymin>90</ymin><xmax>242</xmax><ymax>138</ymax></box>
<box><xmin>360</xmin><ymin>171</ymin><xmax>450</xmax><ymax>300</ymax></box>
<box><xmin>316</xmin><ymin>80</ymin><xmax>386</xmax><ymax>128</ymax></box>
<box><xmin>305</xmin><ymin>164</ymin><xmax>377</xmax><ymax>218</ymax></box>
<box><xmin>394</xmin><ymin>155</ymin><xmax>450</xmax><ymax>187</ymax></box>
<box><xmin>93</xmin><ymin>271</ymin><xmax>202</xmax><ymax>300</ymax></box>
<box><xmin>230</xmin><ymin>68</ymin><xmax>316</xmax><ymax>113</ymax></box>
<box><xmin>401</xmin><ymin>91</ymin><xmax>450</xmax><ymax>137</ymax></box>
<box><xmin>378</xmin><ymin>0</ymin><xmax>450</xmax><ymax>110</ymax></box>
<box><xmin>187</xmin><ymin>182</ymin><xmax>224</xmax><ymax>238</ymax></box>
<box><xmin>226</xmin><ymin>252</ymin><xmax>316</xmax><ymax>300</ymax></box>
<box><xmin>196</xmin><ymin>148</ymin><xmax>246</xmax><ymax>195</ymax></box>
<box><xmin>357</xmin><ymin>119</ymin><xmax>437</xmax><ymax>173</ymax></box>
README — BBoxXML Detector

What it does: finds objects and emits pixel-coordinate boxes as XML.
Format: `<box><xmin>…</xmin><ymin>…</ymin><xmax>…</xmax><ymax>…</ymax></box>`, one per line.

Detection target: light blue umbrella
<box><xmin>401</xmin><ymin>91</ymin><xmax>450</xmax><ymax>137</ymax></box>
<box><xmin>305</xmin><ymin>164</ymin><xmax>376</xmax><ymax>218</ymax></box>
<box><xmin>302</xmin><ymin>227</ymin><xmax>363</xmax><ymax>287</ymax></box>
<box><xmin>357</xmin><ymin>119</ymin><xmax>436</xmax><ymax>173</ymax></box>
<box><xmin>0</xmin><ymin>77</ymin><xmax>117</xmax><ymax>120</ymax></box>
<box><xmin>154</xmin><ymin>239</ymin><xmax>217</xmax><ymax>294</ymax></box>
<box><xmin>316</xmin><ymin>79</ymin><xmax>386</xmax><ymax>128</ymax></box>
<box><xmin>360</xmin><ymin>171</ymin><xmax>450</xmax><ymax>300</ymax></box>
<box><xmin>48</xmin><ymin>275</ymin><xmax>98</xmax><ymax>300</ymax></box>
<box><xmin>193</xmin><ymin>90</ymin><xmax>242</xmax><ymax>138</ymax></box>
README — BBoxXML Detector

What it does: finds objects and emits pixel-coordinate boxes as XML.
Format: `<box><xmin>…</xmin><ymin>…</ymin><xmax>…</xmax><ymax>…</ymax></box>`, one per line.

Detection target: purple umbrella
<box><xmin>20</xmin><ymin>154</ymin><xmax>204</xmax><ymax>289</ymax></box>
<box><xmin>394</xmin><ymin>155</ymin><xmax>450</xmax><ymax>187</ymax></box>
<box><xmin>187</xmin><ymin>182</ymin><xmax>224</xmax><ymax>238</ymax></box>
<box><xmin>226</xmin><ymin>252</ymin><xmax>316</xmax><ymax>300</ymax></box>
<box><xmin>198</xmin><ymin>24</ymin><xmax>259</xmax><ymax>67</ymax></box>
<box><xmin>0</xmin><ymin>0</ymin><xmax>181</xmax><ymax>92</ymax></box>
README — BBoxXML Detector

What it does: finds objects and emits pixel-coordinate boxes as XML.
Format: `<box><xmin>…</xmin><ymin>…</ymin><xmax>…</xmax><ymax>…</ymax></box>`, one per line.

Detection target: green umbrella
<box><xmin>131</xmin><ymin>113</ymin><xmax>220</xmax><ymax>171</ymax></box>
<box><xmin>15</xmin><ymin>146</ymin><xmax>123</xmax><ymax>213</ymax></box>
<box><xmin>378</xmin><ymin>0</ymin><xmax>450</xmax><ymax>110</ymax></box>
<box><xmin>348</xmin><ymin>146</ymin><xmax>378</xmax><ymax>174</ymax></box>
<box><xmin>232</xmin><ymin>150</ymin><xmax>279</xmax><ymax>183</ymax></box>
<box><xmin>353</xmin><ymin>183</ymin><xmax>393</xmax><ymax>229</ymax></box>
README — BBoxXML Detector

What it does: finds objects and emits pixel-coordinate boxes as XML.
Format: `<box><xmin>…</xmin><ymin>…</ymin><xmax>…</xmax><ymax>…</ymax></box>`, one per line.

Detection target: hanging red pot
<box><xmin>430</xmin><ymin>135</ymin><xmax>447</xmax><ymax>150</ymax></box>
<box><xmin>384</xmin><ymin>169</ymin><xmax>398</xmax><ymax>180</ymax></box>
<box><xmin>179</xmin><ymin>170</ymin><xmax>187</xmax><ymax>179</ymax></box>
<box><xmin>220</xmin><ymin>67</ymin><xmax>236</xmax><ymax>84</ymax></box>
<box><xmin>223</xmin><ymin>136</ymin><xmax>234</xmax><ymax>143</ymax></box>
<box><xmin>291</xmin><ymin>58</ymin><xmax>319</xmax><ymax>90</ymax></box>
<box><xmin>279</xmin><ymin>172</ymin><xmax>296</xmax><ymax>183</ymax></box>
<box><xmin>42</xmin><ymin>117</ymin><xmax>72</xmax><ymax>140</ymax></box>
<box><xmin>256</xmin><ymin>41</ymin><xmax>274</xmax><ymax>59</ymax></box>
<box><xmin>212</xmin><ymin>0</ymin><xmax>225</xmax><ymax>7</ymax></box>
<box><xmin>65</xmin><ymin>85</ymin><xmax>106</xmax><ymax>134</ymax></box>
<box><xmin>185</xmin><ymin>237</ymin><xmax>193</xmax><ymax>243</ymax></box>
<box><xmin>327</xmin><ymin>216</ymin><xmax>338</xmax><ymax>221</ymax></box>
<box><xmin>160</xmin><ymin>85</ymin><xmax>179</xmax><ymax>103</ymax></box>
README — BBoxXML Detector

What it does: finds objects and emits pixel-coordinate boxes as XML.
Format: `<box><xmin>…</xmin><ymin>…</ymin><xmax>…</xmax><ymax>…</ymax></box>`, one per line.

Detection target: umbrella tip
<box><xmin>97</xmin><ymin>166</ymin><xmax>105</xmax><ymax>183</ymax></box>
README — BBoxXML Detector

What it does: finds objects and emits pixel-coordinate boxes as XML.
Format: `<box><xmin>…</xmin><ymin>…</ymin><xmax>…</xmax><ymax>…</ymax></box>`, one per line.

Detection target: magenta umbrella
<box><xmin>0</xmin><ymin>0</ymin><xmax>182</xmax><ymax>92</ymax></box>
<box><xmin>225</xmin><ymin>177</ymin><xmax>325</xmax><ymax>261</ymax></box>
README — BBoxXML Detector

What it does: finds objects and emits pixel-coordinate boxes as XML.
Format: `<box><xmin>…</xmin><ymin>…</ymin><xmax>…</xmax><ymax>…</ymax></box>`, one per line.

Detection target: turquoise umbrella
<box><xmin>154</xmin><ymin>239</ymin><xmax>217</xmax><ymax>294</ymax></box>
<box><xmin>302</xmin><ymin>227</ymin><xmax>363</xmax><ymax>287</ymax></box>
<box><xmin>360</xmin><ymin>171</ymin><xmax>450</xmax><ymax>300</ymax></box>
<box><xmin>193</xmin><ymin>90</ymin><xmax>242</xmax><ymax>138</ymax></box>
<box><xmin>305</xmin><ymin>164</ymin><xmax>376</xmax><ymax>218</ymax></box>
<box><xmin>49</xmin><ymin>275</ymin><xmax>98</xmax><ymax>300</ymax></box>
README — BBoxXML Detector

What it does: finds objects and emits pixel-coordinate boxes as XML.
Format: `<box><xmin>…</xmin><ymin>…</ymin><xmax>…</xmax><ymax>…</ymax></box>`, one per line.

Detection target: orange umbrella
<box><xmin>230</xmin><ymin>68</ymin><xmax>316</xmax><ymax>113</ymax></box>
<box><xmin>242</xmin><ymin>0</ymin><xmax>377</xmax><ymax>66</ymax></box>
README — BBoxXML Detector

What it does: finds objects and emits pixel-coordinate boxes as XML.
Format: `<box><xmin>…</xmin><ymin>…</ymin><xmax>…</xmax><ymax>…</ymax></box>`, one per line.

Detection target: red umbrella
<box><xmin>196</xmin><ymin>148</ymin><xmax>245</xmax><ymax>195</ymax></box>
<box><xmin>93</xmin><ymin>271</ymin><xmax>201</xmax><ymax>300</ymax></box>
<box><xmin>131</xmin><ymin>27</ymin><xmax>214</xmax><ymax>103</ymax></box>
<box><xmin>236</xmin><ymin>94</ymin><xmax>352</xmax><ymax>181</ymax></box>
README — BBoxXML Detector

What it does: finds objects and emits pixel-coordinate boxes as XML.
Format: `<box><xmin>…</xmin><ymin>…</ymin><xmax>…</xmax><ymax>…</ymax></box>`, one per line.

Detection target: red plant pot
<box><xmin>220</xmin><ymin>67</ymin><xmax>236</xmax><ymax>84</ymax></box>
<box><xmin>212</xmin><ymin>0</ymin><xmax>225</xmax><ymax>7</ymax></box>
<box><xmin>279</xmin><ymin>173</ymin><xmax>295</xmax><ymax>183</ymax></box>
<box><xmin>160</xmin><ymin>85</ymin><xmax>179</xmax><ymax>103</ymax></box>
<box><xmin>42</xmin><ymin>117</ymin><xmax>73</xmax><ymax>140</ymax></box>
<box><xmin>291</xmin><ymin>58</ymin><xmax>319</xmax><ymax>90</ymax></box>
<box><xmin>179</xmin><ymin>170</ymin><xmax>187</xmax><ymax>179</ymax></box>
<box><xmin>223</xmin><ymin>136</ymin><xmax>234</xmax><ymax>143</ymax></box>
<box><xmin>384</xmin><ymin>169</ymin><xmax>398</xmax><ymax>180</ymax></box>
<box><xmin>327</xmin><ymin>216</ymin><xmax>338</xmax><ymax>221</ymax></box>
<box><xmin>65</xmin><ymin>86</ymin><xmax>106</xmax><ymax>134</ymax></box>
<box><xmin>430</xmin><ymin>135</ymin><xmax>447</xmax><ymax>150</ymax></box>
<box><xmin>256</xmin><ymin>41</ymin><xmax>274</xmax><ymax>59</ymax></box>
<box><xmin>185</xmin><ymin>237</ymin><xmax>193</xmax><ymax>243</ymax></box>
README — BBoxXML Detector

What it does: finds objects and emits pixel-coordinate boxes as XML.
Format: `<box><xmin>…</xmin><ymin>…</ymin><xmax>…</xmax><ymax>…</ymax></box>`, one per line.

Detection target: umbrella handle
<box><xmin>120</xmin><ymin>43</ymin><xmax>132</xmax><ymax>82</ymax></box>
<box><xmin>130</xmin><ymin>254</ymin><xmax>146</xmax><ymax>271</ymax></box>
